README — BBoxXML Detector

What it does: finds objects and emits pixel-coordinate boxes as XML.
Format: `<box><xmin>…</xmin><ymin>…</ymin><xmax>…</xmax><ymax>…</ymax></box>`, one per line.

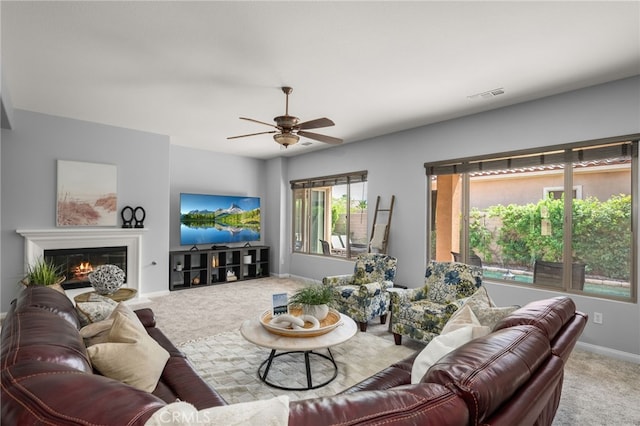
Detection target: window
<box><xmin>426</xmin><ymin>138</ymin><xmax>637</xmax><ymax>301</ymax></box>
<box><xmin>543</xmin><ymin>186</ymin><xmax>582</xmax><ymax>200</ymax></box>
<box><xmin>291</xmin><ymin>171</ymin><xmax>368</xmax><ymax>259</ymax></box>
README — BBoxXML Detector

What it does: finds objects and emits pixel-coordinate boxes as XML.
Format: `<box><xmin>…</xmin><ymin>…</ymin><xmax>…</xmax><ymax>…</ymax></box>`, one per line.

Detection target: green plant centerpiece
<box><xmin>289</xmin><ymin>284</ymin><xmax>336</xmax><ymax>321</ymax></box>
<box><xmin>20</xmin><ymin>258</ymin><xmax>65</xmax><ymax>291</ymax></box>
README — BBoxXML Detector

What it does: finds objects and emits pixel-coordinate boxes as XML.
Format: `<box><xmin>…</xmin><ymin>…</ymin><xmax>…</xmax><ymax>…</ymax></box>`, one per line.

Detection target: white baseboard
<box><xmin>270</xmin><ymin>272</ymin><xmax>290</xmax><ymax>279</ymax></box>
<box><xmin>142</xmin><ymin>290</ymin><xmax>170</xmax><ymax>299</ymax></box>
<box><xmin>575</xmin><ymin>341</ymin><xmax>640</xmax><ymax>364</ymax></box>
<box><xmin>287</xmin><ymin>273</ymin><xmax>321</xmax><ymax>285</ymax></box>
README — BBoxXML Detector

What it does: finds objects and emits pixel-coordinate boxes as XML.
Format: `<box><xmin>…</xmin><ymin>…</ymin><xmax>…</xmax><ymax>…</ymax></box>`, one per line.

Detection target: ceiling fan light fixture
<box><xmin>273</xmin><ymin>133</ymin><xmax>299</xmax><ymax>147</ymax></box>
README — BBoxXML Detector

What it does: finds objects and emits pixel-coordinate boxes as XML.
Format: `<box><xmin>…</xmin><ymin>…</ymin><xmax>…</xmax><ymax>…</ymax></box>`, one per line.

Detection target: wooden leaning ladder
<box><xmin>368</xmin><ymin>195</ymin><xmax>395</xmax><ymax>254</ymax></box>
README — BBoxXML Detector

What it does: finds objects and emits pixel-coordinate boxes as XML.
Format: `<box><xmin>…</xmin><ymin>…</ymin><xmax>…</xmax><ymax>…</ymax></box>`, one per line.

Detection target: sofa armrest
<box><xmin>289</xmin><ymin>383</ymin><xmax>469</xmax><ymax>426</ymax></box>
<box><xmin>135</xmin><ymin>308</ymin><xmax>156</xmax><ymax>328</ymax></box>
<box><xmin>1</xmin><ymin>362</ymin><xmax>165</xmax><ymax>425</ymax></box>
<box><xmin>323</xmin><ymin>274</ymin><xmax>354</xmax><ymax>287</ymax></box>
<box><xmin>154</xmin><ymin>356</ymin><xmax>228</xmax><ymax>409</ymax></box>
<box><xmin>340</xmin><ymin>351</ymin><xmax>419</xmax><ymax>393</ymax></box>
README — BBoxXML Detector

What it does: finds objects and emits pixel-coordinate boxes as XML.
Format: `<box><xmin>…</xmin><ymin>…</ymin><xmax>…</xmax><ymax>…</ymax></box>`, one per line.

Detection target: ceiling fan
<box><xmin>227</xmin><ymin>86</ymin><xmax>343</xmax><ymax>148</ymax></box>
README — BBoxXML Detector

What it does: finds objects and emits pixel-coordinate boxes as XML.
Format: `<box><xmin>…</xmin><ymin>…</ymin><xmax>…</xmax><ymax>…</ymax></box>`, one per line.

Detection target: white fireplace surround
<box><xmin>17</xmin><ymin>228</ymin><xmax>147</xmax><ymax>295</ymax></box>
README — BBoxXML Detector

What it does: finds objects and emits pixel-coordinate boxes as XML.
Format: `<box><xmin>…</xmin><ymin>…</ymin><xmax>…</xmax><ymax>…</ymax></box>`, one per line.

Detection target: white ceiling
<box><xmin>2</xmin><ymin>1</ymin><xmax>639</xmax><ymax>160</ymax></box>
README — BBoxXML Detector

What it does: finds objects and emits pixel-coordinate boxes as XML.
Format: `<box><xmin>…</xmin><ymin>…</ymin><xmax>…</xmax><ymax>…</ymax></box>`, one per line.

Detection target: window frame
<box><xmin>543</xmin><ymin>185</ymin><xmax>582</xmax><ymax>200</ymax></box>
<box><xmin>291</xmin><ymin>171</ymin><xmax>368</xmax><ymax>259</ymax></box>
<box><xmin>425</xmin><ymin>135</ymin><xmax>639</xmax><ymax>302</ymax></box>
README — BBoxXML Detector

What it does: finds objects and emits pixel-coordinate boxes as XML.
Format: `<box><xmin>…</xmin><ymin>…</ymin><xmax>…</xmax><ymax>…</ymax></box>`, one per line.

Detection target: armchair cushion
<box><xmin>323</xmin><ymin>253</ymin><xmax>397</xmax><ymax>327</ymax></box>
<box><xmin>394</xmin><ymin>299</ymin><xmax>460</xmax><ymax>329</ymax></box>
<box><xmin>391</xmin><ymin>261</ymin><xmax>483</xmax><ymax>345</ymax></box>
<box><xmin>360</xmin><ymin>282</ymin><xmax>383</xmax><ymax>298</ymax></box>
<box><xmin>426</xmin><ymin>262</ymin><xmax>482</xmax><ymax>304</ymax></box>
<box><xmin>391</xmin><ymin>287</ymin><xmax>425</xmax><ymax>305</ymax></box>
<box><xmin>353</xmin><ymin>254</ymin><xmax>397</xmax><ymax>284</ymax></box>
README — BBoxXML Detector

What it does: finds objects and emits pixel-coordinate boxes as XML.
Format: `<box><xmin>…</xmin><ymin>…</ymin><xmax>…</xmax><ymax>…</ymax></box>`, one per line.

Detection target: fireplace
<box><xmin>17</xmin><ymin>228</ymin><xmax>146</xmax><ymax>296</ymax></box>
<box><xmin>45</xmin><ymin>246</ymin><xmax>127</xmax><ymax>290</ymax></box>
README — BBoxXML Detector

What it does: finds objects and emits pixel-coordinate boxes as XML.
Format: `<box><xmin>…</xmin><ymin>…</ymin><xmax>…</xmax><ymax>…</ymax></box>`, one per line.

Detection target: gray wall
<box><xmin>264</xmin><ymin>157</ymin><xmax>288</xmax><ymax>277</ymax></box>
<box><xmin>168</xmin><ymin>145</ymin><xmax>266</xmax><ymax>252</ymax></box>
<box><xmin>1</xmin><ymin>76</ymin><xmax>638</xmax><ymax>359</ymax></box>
<box><xmin>285</xmin><ymin>76</ymin><xmax>640</xmax><ymax>359</ymax></box>
<box><xmin>1</xmin><ymin>110</ymin><xmax>171</xmax><ymax>309</ymax></box>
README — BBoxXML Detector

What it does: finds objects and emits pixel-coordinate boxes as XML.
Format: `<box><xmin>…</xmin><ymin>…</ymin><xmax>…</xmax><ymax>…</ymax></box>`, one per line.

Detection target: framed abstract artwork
<box><xmin>56</xmin><ymin>160</ymin><xmax>118</xmax><ymax>226</ymax></box>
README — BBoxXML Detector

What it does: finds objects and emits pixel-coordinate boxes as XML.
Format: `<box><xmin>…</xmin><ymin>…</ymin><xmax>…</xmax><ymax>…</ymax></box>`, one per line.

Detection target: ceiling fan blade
<box><xmin>298</xmin><ymin>117</ymin><xmax>335</xmax><ymax>130</ymax></box>
<box><xmin>239</xmin><ymin>117</ymin><xmax>278</xmax><ymax>129</ymax></box>
<box><xmin>227</xmin><ymin>130</ymin><xmax>277</xmax><ymax>140</ymax></box>
<box><xmin>298</xmin><ymin>130</ymin><xmax>343</xmax><ymax>145</ymax></box>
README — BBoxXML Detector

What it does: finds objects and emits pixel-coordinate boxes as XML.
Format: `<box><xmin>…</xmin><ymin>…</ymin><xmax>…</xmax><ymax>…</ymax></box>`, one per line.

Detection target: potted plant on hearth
<box><xmin>289</xmin><ymin>284</ymin><xmax>336</xmax><ymax>321</ymax></box>
<box><xmin>20</xmin><ymin>258</ymin><xmax>66</xmax><ymax>293</ymax></box>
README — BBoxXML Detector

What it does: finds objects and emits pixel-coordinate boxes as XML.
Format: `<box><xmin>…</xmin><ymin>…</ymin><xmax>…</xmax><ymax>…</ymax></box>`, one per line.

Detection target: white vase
<box><xmin>303</xmin><ymin>304</ymin><xmax>329</xmax><ymax>321</ymax></box>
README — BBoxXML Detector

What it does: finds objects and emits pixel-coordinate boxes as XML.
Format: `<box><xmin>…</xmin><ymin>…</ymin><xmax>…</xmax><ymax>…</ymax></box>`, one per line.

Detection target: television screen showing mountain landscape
<box><xmin>180</xmin><ymin>193</ymin><xmax>261</xmax><ymax>245</ymax></box>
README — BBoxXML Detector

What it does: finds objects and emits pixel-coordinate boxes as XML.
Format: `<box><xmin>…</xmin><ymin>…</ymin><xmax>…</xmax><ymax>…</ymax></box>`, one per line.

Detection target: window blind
<box><xmin>290</xmin><ymin>170</ymin><xmax>367</xmax><ymax>189</ymax></box>
<box><xmin>425</xmin><ymin>140</ymin><xmax>637</xmax><ymax>176</ymax></box>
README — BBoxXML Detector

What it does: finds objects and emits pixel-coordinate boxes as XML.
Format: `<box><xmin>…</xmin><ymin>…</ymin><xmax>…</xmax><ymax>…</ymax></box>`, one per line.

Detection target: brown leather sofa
<box><xmin>2</xmin><ymin>286</ymin><xmax>586</xmax><ymax>425</ymax></box>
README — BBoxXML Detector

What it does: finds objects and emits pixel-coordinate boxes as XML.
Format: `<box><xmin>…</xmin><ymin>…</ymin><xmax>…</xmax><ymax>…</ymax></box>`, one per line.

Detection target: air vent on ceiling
<box><xmin>468</xmin><ymin>87</ymin><xmax>505</xmax><ymax>100</ymax></box>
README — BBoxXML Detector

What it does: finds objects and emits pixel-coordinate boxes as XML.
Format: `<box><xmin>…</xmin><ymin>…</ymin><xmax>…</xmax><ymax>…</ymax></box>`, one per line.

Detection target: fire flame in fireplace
<box><xmin>74</xmin><ymin>262</ymin><xmax>94</xmax><ymax>279</ymax></box>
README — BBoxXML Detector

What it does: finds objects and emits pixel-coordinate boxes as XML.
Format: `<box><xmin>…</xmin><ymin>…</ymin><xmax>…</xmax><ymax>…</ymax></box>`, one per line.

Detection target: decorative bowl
<box><xmin>259</xmin><ymin>307</ymin><xmax>342</xmax><ymax>338</ymax></box>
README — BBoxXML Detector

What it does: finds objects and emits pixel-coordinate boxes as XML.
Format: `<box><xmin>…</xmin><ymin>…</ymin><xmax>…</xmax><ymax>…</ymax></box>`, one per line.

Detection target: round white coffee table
<box><xmin>240</xmin><ymin>313</ymin><xmax>357</xmax><ymax>390</ymax></box>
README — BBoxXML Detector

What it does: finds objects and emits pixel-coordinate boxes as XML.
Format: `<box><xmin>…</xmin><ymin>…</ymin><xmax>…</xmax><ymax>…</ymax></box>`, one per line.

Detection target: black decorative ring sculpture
<box><xmin>134</xmin><ymin>206</ymin><xmax>146</xmax><ymax>228</ymax></box>
<box><xmin>121</xmin><ymin>206</ymin><xmax>134</xmax><ymax>228</ymax></box>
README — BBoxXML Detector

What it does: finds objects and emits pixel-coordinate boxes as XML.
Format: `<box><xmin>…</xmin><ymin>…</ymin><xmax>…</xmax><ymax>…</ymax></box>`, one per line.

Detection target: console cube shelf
<box><xmin>169</xmin><ymin>246</ymin><xmax>270</xmax><ymax>291</ymax></box>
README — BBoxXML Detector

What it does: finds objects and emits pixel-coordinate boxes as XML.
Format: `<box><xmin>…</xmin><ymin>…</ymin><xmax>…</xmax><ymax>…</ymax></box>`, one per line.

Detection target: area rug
<box><xmin>179</xmin><ymin>330</ymin><xmax>416</xmax><ymax>404</ymax></box>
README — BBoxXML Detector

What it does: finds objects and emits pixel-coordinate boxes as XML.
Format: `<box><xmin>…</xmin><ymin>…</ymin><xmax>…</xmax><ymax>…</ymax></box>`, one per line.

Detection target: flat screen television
<box><xmin>180</xmin><ymin>193</ymin><xmax>261</xmax><ymax>246</ymax></box>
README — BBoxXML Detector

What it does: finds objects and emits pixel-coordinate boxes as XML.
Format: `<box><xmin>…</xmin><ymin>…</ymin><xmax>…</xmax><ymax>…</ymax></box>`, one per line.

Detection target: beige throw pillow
<box><xmin>75</xmin><ymin>294</ymin><xmax>118</xmax><ymax>326</ymax></box>
<box><xmin>80</xmin><ymin>319</ymin><xmax>115</xmax><ymax>339</ymax></box>
<box><xmin>463</xmin><ymin>287</ymin><xmax>518</xmax><ymax>330</ymax></box>
<box><xmin>410</xmin><ymin>326</ymin><xmax>475</xmax><ymax>384</ymax></box>
<box><xmin>441</xmin><ymin>304</ymin><xmax>491</xmax><ymax>337</ymax></box>
<box><xmin>87</xmin><ymin>311</ymin><xmax>169</xmax><ymax>392</ymax></box>
<box><xmin>80</xmin><ymin>302</ymin><xmax>142</xmax><ymax>345</ymax></box>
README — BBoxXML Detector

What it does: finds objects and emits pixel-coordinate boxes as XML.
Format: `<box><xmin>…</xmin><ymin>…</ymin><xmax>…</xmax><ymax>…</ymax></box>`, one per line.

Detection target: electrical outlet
<box><xmin>593</xmin><ymin>312</ymin><xmax>603</xmax><ymax>324</ymax></box>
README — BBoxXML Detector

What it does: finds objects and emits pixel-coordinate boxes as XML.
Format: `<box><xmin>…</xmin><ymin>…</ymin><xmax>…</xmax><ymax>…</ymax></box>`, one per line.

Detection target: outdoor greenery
<box><xmin>470</xmin><ymin>194</ymin><xmax>631</xmax><ymax>280</ymax></box>
<box><xmin>331</xmin><ymin>195</ymin><xmax>366</xmax><ymax>235</ymax></box>
<box><xmin>331</xmin><ymin>195</ymin><xmax>348</xmax><ymax>234</ymax></box>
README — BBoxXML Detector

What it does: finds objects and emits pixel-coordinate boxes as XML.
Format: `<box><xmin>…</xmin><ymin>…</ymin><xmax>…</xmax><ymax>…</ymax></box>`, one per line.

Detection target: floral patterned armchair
<box><xmin>322</xmin><ymin>253</ymin><xmax>397</xmax><ymax>332</ymax></box>
<box><xmin>390</xmin><ymin>261</ymin><xmax>482</xmax><ymax>345</ymax></box>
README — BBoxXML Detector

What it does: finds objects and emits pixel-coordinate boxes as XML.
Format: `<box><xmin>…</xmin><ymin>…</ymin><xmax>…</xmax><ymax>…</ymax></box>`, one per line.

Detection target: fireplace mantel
<box><xmin>17</xmin><ymin>228</ymin><xmax>147</xmax><ymax>295</ymax></box>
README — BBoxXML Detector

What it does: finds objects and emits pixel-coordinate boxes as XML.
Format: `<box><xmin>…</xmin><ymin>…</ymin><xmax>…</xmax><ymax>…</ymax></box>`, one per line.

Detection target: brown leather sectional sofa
<box><xmin>1</xmin><ymin>286</ymin><xmax>586</xmax><ymax>425</ymax></box>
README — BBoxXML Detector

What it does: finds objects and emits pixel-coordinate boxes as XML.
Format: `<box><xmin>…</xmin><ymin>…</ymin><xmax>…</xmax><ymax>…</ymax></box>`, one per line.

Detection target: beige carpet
<box><xmin>146</xmin><ymin>277</ymin><xmax>309</xmax><ymax>344</ymax></box>
<box><xmin>147</xmin><ymin>277</ymin><xmax>640</xmax><ymax>425</ymax></box>
<box><xmin>178</xmin><ymin>330</ymin><xmax>414</xmax><ymax>404</ymax></box>
<box><xmin>554</xmin><ymin>348</ymin><xmax>640</xmax><ymax>425</ymax></box>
